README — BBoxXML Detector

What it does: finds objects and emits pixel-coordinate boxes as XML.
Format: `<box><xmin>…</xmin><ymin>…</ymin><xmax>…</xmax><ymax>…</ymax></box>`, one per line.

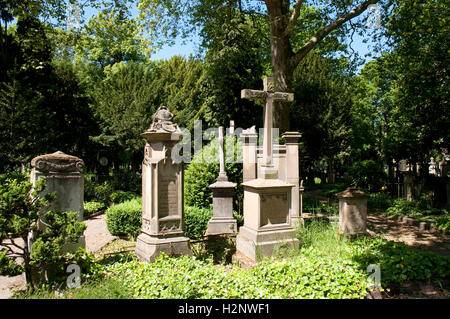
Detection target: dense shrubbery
<box><xmin>184</xmin><ymin>207</ymin><xmax>212</xmax><ymax>239</ymax></box>
<box><xmin>83</xmin><ymin>201</ymin><xmax>106</xmax><ymax>218</ymax></box>
<box><xmin>106</xmin><ymin>198</ymin><xmax>142</xmax><ymax>239</ymax></box>
<box><xmin>344</xmin><ymin>160</ymin><xmax>386</xmax><ymax>192</ymax></box>
<box><xmin>110</xmin><ymin>191</ymin><xmax>139</xmax><ymax>204</ymax></box>
<box><xmin>184</xmin><ymin>136</ymin><xmax>243</xmax><ymax>211</ymax></box>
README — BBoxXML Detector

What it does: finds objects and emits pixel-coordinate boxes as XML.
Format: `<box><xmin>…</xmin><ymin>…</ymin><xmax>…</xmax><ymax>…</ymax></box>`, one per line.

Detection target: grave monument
<box><xmin>135</xmin><ymin>106</ymin><xmax>192</xmax><ymax>262</ymax></box>
<box><xmin>205</xmin><ymin>126</ymin><xmax>238</xmax><ymax>235</ymax></box>
<box><xmin>236</xmin><ymin>77</ymin><xmax>299</xmax><ymax>262</ymax></box>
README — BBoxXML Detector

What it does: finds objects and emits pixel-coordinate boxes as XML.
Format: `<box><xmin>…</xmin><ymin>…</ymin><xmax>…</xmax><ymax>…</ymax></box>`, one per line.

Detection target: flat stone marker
<box><xmin>236</xmin><ymin>77</ymin><xmax>299</xmax><ymax>262</ymax></box>
<box><xmin>135</xmin><ymin>106</ymin><xmax>192</xmax><ymax>262</ymax></box>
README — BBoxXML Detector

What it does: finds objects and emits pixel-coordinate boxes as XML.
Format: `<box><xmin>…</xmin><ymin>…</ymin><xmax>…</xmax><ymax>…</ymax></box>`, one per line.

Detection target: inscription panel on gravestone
<box><xmin>260</xmin><ymin>193</ymin><xmax>288</xmax><ymax>227</ymax></box>
<box><xmin>158</xmin><ymin>162</ymin><xmax>179</xmax><ymax>218</ymax></box>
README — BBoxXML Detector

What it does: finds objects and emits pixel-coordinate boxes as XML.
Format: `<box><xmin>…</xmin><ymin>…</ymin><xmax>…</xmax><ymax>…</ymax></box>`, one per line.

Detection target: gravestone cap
<box><xmin>31</xmin><ymin>151</ymin><xmax>84</xmax><ymax>173</ymax></box>
<box><xmin>336</xmin><ymin>187</ymin><xmax>369</xmax><ymax>199</ymax></box>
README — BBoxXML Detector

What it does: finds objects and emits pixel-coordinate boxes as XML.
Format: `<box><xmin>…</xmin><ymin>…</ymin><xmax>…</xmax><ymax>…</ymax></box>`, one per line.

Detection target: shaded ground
<box><xmin>367</xmin><ymin>211</ymin><xmax>450</xmax><ymax>257</ymax></box>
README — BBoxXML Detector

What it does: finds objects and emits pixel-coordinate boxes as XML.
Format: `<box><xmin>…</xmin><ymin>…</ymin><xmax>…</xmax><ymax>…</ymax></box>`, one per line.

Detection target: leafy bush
<box><xmin>344</xmin><ymin>160</ymin><xmax>386</xmax><ymax>192</ymax></box>
<box><xmin>106</xmin><ymin>198</ymin><xmax>142</xmax><ymax>239</ymax></box>
<box><xmin>0</xmin><ymin>171</ymin><xmax>87</xmax><ymax>289</ymax></box>
<box><xmin>83</xmin><ymin>201</ymin><xmax>106</xmax><ymax>218</ymax></box>
<box><xmin>184</xmin><ymin>136</ymin><xmax>242</xmax><ymax>210</ymax></box>
<box><xmin>93</xmin><ymin>181</ymin><xmax>115</xmax><ymax>205</ymax></box>
<box><xmin>184</xmin><ymin>206</ymin><xmax>212</xmax><ymax>239</ymax></box>
<box><xmin>110</xmin><ymin>191</ymin><xmax>138</xmax><ymax>204</ymax></box>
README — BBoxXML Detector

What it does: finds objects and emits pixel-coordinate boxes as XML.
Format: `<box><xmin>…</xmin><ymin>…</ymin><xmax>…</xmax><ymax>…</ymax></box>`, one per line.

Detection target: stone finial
<box><xmin>31</xmin><ymin>151</ymin><xmax>84</xmax><ymax>173</ymax></box>
<box><xmin>147</xmin><ymin>106</ymin><xmax>180</xmax><ymax>133</ymax></box>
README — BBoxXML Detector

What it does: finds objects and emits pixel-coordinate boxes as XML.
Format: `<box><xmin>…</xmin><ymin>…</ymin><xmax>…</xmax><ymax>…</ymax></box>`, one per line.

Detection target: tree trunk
<box><xmin>267</xmin><ymin>0</ymin><xmax>294</xmax><ymax>133</ymax></box>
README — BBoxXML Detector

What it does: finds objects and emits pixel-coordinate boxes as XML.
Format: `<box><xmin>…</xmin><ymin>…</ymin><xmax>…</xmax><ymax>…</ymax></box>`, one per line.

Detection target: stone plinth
<box><xmin>30</xmin><ymin>151</ymin><xmax>86</xmax><ymax>250</ymax></box>
<box><xmin>236</xmin><ymin>179</ymin><xmax>298</xmax><ymax>261</ymax></box>
<box><xmin>135</xmin><ymin>106</ymin><xmax>192</xmax><ymax>262</ymax></box>
<box><xmin>336</xmin><ymin>188</ymin><xmax>369</xmax><ymax>235</ymax></box>
<box><xmin>206</xmin><ymin>180</ymin><xmax>237</xmax><ymax>235</ymax></box>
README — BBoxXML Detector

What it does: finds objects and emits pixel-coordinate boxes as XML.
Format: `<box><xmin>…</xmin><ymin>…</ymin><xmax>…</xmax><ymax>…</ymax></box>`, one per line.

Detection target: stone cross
<box><xmin>217</xmin><ymin>126</ymin><xmax>227</xmax><ymax>182</ymax></box>
<box><xmin>241</xmin><ymin>77</ymin><xmax>294</xmax><ymax>179</ymax></box>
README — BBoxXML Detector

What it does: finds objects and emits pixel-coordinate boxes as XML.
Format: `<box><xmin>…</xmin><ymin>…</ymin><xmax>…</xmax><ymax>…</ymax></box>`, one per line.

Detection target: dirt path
<box><xmin>367</xmin><ymin>211</ymin><xmax>450</xmax><ymax>257</ymax></box>
<box><xmin>0</xmin><ymin>213</ymin><xmax>116</xmax><ymax>299</ymax></box>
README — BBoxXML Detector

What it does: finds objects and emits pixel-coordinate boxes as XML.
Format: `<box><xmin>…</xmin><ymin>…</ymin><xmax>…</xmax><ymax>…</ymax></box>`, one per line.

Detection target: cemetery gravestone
<box><xmin>336</xmin><ymin>187</ymin><xmax>369</xmax><ymax>235</ymax></box>
<box><xmin>205</xmin><ymin>126</ymin><xmax>237</xmax><ymax>235</ymax></box>
<box><xmin>236</xmin><ymin>77</ymin><xmax>299</xmax><ymax>262</ymax></box>
<box><xmin>135</xmin><ymin>106</ymin><xmax>192</xmax><ymax>262</ymax></box>
<box><xmin>30</xmin><ymin>151</ymin><xmax>86</xmax><ymax>250</ymax></box>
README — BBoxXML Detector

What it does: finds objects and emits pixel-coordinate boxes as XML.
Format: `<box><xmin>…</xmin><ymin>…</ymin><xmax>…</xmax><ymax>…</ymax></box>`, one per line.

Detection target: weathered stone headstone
<box><xmin>236</xmin><ymin>77</ymin><xmax>299</xmax><ymax>262</ymax></box>
<box><xmin>336</xmin><ymin>187</ymin><xmax>369</xmax><ymax>235</ymax></box>
<box><xmin>135</xmin><ymin>106</ymin><xmax>192</xmax><ymax>262</ymax></box>
<box><xmin>205</xmin><ymin>127</ymin><xmax>237</xmax><ymax>235</ymax></box>
<box><xmin>30</xmin><ymin>151</ymin><xmax>86</xmax><ymax>249</ymax></box>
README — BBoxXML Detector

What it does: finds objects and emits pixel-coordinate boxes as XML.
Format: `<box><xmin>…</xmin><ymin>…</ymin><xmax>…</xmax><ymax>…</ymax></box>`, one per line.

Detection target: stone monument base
<box><xmin>206</xmin><ymin>217</ymin><xmax>237</xmax><ymax>235</ymax></box>
<box><xmin>236</xmin><ymin>226</ymin><xmax>299</xmax><ymax>262</ymax></box>
<box><xmin>135</xmin><ymin>233</ymin><xmax>192</xmax><ymax>262</ymax></box>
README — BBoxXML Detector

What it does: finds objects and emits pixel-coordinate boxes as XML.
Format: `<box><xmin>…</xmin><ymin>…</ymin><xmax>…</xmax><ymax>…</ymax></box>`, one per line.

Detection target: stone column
<box><xmin>336</xmin><ymin>188</ymin><xmax>369</xmax><ymax>235</ymax></box>
<box><xmin>241</xmin><ymin>126</ymin><xmax>258</xmax><ymax>183</ymax></box>
<box><xmin>135</xmin><ymin>106</ymin><xmax>192</xmax><ymax>262</ymax></box>
<box><xmin>30</xmin><ymin>151</ymin><xmax>85</xmax><ymax>250</ymax></box>
<box><xmin>402</xmin><ymin>171</ymin><xmax>415</xmax><ymax>201</ymax></box>
<box><xmin>282</xmin><ymin>131</ymin><xmax>302</xmax><ymax>226</ymax></box>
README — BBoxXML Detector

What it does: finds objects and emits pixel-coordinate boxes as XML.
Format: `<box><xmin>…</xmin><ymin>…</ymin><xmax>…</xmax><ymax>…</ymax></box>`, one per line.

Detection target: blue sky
<box><xmin>77</xmin><ymin>2</ymin><xmax>381</xmax><ymax>64</ymax></box>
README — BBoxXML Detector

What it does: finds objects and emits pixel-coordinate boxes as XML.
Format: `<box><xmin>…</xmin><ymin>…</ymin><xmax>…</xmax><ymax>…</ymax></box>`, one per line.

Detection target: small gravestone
<box><xmin>30</xmin><ymin>151</ymin><xmax>86</xmax><ymax>250</ymax></box>
<box><xmin>205</xmin><ymin>127</ymin><xmax>237</xmax><ymax>235</ymax></box>
<box><xmin>135</xmin><ymin>106</ymin><xmax>192</xmax><ymax>262</ymax></box>
<box><xmin>336</xmin><ymin>188</ymin><xmax>369</xmax><ymax>235</ymax></box>
<box><xmin>402</xmin><ymin>171</ymin><xmax>415</xmax><ymax>201</ymax></box>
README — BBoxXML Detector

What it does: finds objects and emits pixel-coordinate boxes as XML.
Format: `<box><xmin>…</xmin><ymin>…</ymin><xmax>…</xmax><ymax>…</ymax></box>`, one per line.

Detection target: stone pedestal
<box><xmin>135</xmin><ymin>106</ymin><xmax>192</xmax><ymax>262</ymax></box>
<box><xmin>30</xmin><ymin>151</ymin><xmax>86</xmax><ymax>250</ymax></box>
<box><xmin>236</xmin><ymin>179</ymin><xmax>298</xmax><ymax>261</ymax></box>
<box><xmin>206</xmin><ymin>180</ymin><xmax>237</xmax><ymax>235</ymax></box>
<box><xmin>336</xmin><ymin>188</ymin><xmax>369</xmax><ymax>235</ymax></box>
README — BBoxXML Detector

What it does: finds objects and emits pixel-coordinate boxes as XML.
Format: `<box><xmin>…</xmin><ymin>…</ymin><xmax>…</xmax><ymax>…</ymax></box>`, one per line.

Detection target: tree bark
<box><xmin>264</xmin><ymin>0</ymin><xmax>381</xmax><ymax>132</ymax></box>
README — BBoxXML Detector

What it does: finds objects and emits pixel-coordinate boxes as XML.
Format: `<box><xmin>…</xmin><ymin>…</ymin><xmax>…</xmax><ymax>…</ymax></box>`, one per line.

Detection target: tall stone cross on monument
<box><xmin>241</xmin><ymin>77</ymin><xmax>294</xmax><ymax>179</ymax></box>
<box><xmin>235</xmin><ymin>77</ymin><xmax>299</xmax><ymax>263</ymax></box>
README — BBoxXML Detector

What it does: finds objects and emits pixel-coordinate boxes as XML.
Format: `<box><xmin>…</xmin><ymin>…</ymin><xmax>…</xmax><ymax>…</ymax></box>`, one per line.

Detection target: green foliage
<box><xmin>184</xmin><ymin>136</ymin><xmax>242</xmax><ymax>210</ymax></box>
<box><xmin>93</xmin><ymin>181</ymin><xmax>115</xmax><ymax>205</ymax></box>
<box><xmin>83</xmin><ymin>201</ymin><xmax>106</xmax><ymax>218</ymax></box>
<box><xmin>106</xmin><ymin>198</ymin><xmax>142</xmax><ymax>239</ymax></box>
<box><xmin>110</xmin><ymin>191</ymin><xmax>139</xmax><ymax>204</ymax></box>
<box><xmin>184</xmin><ymin>206</ymin><xmax>212</xmax><ymax>239</ymax></box>
<box><xmin>290</xmin><ymin>53</ymin><xmax>353</xmax><ymax>177</ymax></box>
<box><xmin>344</xmin><ymin>160</ymin><xmax>386</xmax><ymax>192</ymax></box>
<box><xmin>384</xmin><ymin>197</ymin><xmax>449</xmax><ymax>231</ymax></box>
<box><xmin>106</xmin><ymin>252</ymin><xmax>371</xmax><ymax>299</ymax></box>
<box><xmin>350</xmin><ymin>238</ymin><xmax>450</xmax><ymax>285</ymax></box>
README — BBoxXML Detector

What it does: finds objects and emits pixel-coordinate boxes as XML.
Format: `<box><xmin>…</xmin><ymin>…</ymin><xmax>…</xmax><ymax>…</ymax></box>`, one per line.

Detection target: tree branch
<box><xmin>290</xmin><ymin>0</ymin><xmax>380</xmax><ymax>69</ymax></box>
<box><xmin>282</xmin><ymin>0</ymin><xmax>305</xmax><ymax>38</ymax></box>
